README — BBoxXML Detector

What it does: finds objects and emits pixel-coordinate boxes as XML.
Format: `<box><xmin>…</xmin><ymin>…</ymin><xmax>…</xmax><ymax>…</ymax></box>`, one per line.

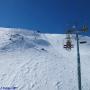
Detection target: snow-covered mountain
<box><xmin>0</xmin><ymin>27</ymin><xmax>90</xmax><ymax>90</ymax></box>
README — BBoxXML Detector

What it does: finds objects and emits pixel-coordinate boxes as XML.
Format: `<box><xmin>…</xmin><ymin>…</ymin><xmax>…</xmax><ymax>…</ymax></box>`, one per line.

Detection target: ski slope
<box><xmin>0</xmin><ymin>27</ymin><xmax>90</xmax><ymax>90</ymax></box>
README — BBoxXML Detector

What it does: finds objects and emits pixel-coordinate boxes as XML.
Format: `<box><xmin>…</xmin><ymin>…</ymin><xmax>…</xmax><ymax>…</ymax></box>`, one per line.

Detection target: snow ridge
<box><xmin>0</xmin><ymin>28</ymin><xmax>90</xmax><ymax>90</ymax></box>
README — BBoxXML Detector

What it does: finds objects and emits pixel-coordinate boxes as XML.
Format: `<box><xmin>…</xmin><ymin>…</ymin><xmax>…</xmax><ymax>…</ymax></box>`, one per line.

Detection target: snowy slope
<box><xmin>0</xmin><ymin>27</ymin><xmax>90</xmax><ymax>90</ymax></box>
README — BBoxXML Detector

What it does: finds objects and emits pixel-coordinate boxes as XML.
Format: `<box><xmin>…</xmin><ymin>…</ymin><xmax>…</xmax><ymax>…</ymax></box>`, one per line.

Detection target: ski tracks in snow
<box><xmin>4</xmin><ymin>49</ymin><xmax>48</xmax><ymax>90</ymax></box>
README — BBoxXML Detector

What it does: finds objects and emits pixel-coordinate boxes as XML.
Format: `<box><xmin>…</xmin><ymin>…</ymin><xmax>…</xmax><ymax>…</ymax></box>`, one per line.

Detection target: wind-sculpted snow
<box><xmin>0</xmin><ymin>30</ymin><xmax>50</xmax><ymax>52</ymax></box>
<box><xmin>0</xmin><ymin>28</ymin><xmax>90</xmax><ymax>90</ymax></box>
<box><xmin>33</xmin><ymin>39</ymin><xmax>50</xmax><ymax>46</ymax></box>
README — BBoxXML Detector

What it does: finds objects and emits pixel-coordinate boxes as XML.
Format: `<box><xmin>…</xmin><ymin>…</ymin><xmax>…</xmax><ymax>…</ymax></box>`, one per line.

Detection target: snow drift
<box><xmin>0</xmin><ymin>27</ymin><xmax>90</xmax><ymax>90</ymax></box>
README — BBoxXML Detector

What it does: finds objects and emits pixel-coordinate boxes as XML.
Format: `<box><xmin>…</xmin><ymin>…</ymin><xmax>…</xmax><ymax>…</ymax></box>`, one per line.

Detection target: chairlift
<box><xmin>80</xmin><ymin>41</ymin><xmax>87</xmax><ymax>44</ymax></box>
<box><xmin>63</xmin><ymin>40</ymin><xmax>74</xmax><ymax>50</ymax></box>
<box><xmin>82</xmin><ymin>25</ymin><xmax>88</xmax><ymax>32</ymax></box>
<box><xmin>63</xmin><ymin>34</ymin><xmax>74</xmax><ymax>50</ymax></box>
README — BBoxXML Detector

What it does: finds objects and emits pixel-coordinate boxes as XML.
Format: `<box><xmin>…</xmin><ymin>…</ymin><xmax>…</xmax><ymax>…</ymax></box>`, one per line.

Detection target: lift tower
<box><xmin>64</xmin><ymin>25</ymin><xmax>88</xmax><ymax>90</ymax></box>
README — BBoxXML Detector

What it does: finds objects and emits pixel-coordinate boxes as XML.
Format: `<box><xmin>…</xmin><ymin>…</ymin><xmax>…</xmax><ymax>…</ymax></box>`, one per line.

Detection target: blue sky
<box><xmin>0</xmin><ymin>0</ymin><xmax>90</xmax><ymax>35</ymax></box>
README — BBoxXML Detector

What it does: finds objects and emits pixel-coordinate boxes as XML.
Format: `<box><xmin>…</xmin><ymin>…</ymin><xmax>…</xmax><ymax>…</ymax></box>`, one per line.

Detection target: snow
<box><xmin>0</xmin><ymin>28</ymin><xmax>90</xmax><ymax>90</ymax></box>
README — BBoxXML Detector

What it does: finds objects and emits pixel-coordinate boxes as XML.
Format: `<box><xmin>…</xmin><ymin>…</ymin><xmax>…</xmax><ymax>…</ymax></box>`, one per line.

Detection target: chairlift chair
<box><xmin>63</xmin><ymin>33</ymin><xmax>74</xmax><ymax>50</ymax></box>
<box><xmin>63</xmin><ymin>40</ymin><xmax>74</xmax><ymax>50</ymax></box>
<box><xmin>82</xmin><ymin>25</ymin><xmax>88</xmax><ymax>32</ymax></box>
<box><xmin>80</xmin><ymin>41</ymin><xmax>87</xmax><ymax>44</ymax></box>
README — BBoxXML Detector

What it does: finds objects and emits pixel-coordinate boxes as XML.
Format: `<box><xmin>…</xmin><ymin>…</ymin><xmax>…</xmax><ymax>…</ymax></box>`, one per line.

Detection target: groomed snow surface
<box><xmin>0</xmin><ymin>27</ymin><xmax>90</xmax><ymax>90</ymax></box>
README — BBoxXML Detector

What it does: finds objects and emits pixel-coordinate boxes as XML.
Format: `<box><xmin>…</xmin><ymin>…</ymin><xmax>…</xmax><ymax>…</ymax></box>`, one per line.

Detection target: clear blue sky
<box><xmin>0</xmin><ymin>0</ymin><xmax>90</xmax><ymax>35</ymax></box>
